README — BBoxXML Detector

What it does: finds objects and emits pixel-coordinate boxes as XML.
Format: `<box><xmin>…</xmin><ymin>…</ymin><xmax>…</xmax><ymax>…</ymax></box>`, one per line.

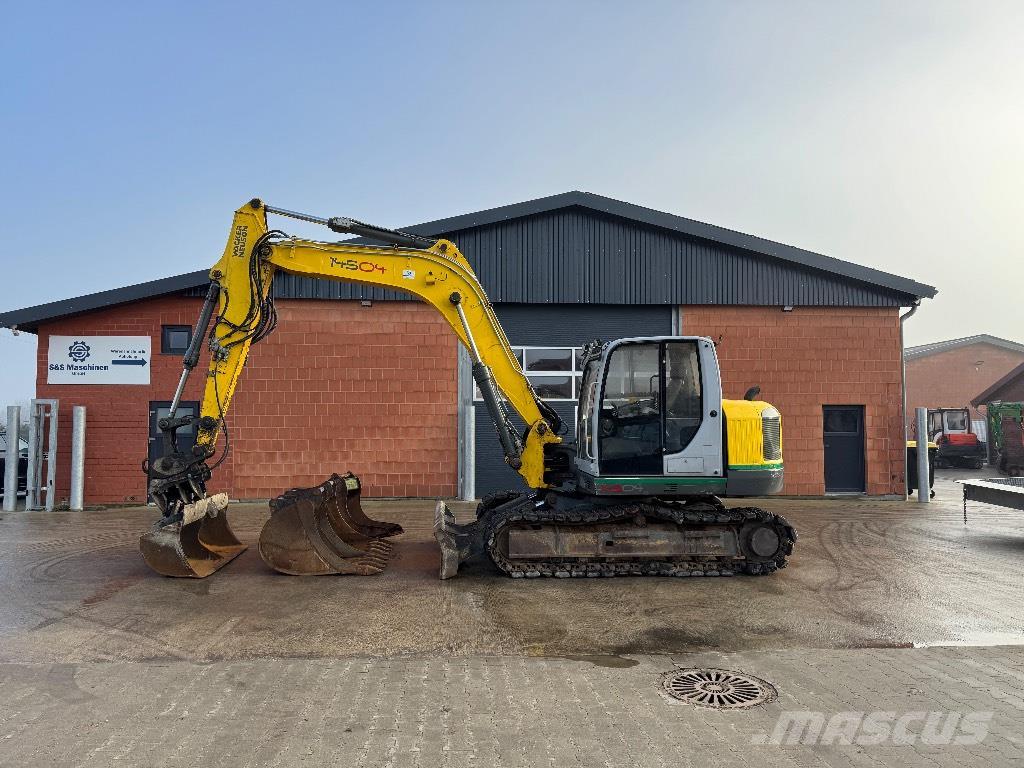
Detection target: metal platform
<box><xmin>959</xmin><ymin>477</ymin><xmax>1024</xmax><ymax>522</ymax></box>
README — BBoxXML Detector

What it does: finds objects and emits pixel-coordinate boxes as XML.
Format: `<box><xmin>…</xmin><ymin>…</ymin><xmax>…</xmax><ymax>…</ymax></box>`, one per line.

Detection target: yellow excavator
<box><xmin>141</xmin><ymin>199</ymin><xmax>796</xmax><ymax>580</ymax></box>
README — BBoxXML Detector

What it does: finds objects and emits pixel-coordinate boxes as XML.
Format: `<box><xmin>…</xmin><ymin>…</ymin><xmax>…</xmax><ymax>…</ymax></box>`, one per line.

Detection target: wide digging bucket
<box><xmin>140</xmin><ymin>493</ymin><xmax>247</xmax><ymax>578</ymax></box>
<box><xmin>258</xmin><ymin>473</ymin><xmax>403</xmax><ymax>575</ymax></box>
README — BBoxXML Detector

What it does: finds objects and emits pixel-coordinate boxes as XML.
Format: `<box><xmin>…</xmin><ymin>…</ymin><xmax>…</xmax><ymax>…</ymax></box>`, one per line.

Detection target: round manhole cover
<box><xmin>661</xmin><ymin>668</ymin><xmax>777</xmax><ymax>710</ymax></box>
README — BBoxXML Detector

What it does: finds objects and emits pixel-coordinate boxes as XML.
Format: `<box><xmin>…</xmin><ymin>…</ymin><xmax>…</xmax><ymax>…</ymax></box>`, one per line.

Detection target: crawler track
<box><xmin>478</xmin><ymin>494</ymin><xmax>797</xmax><ymax>579</ymax></box>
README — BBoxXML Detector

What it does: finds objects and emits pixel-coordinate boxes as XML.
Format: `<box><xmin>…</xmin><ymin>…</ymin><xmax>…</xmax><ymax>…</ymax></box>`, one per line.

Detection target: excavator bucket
<box><xmin>139</xmin><ymin>493</ymin><xmax>247</xmax><ymax>578</ymax></box>
<box><xmin>258</xmin><ymin>473</ymin><xmax>403</xmax><ymax>575</ymax></box>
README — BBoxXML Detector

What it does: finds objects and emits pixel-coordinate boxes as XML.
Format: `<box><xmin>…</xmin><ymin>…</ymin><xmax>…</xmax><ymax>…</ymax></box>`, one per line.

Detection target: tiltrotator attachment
<box><xmin>139</xmin><ymin>493</ymin><xmax>247</xmax><ymax>578</ymax></box>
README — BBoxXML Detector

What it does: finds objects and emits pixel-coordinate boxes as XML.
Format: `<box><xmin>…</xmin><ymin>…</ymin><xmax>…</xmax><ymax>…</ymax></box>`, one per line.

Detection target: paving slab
<box><xmin>0</xmin><ymin>649</ymin><xmax>1020</xmax><ymax>767</ymax></box>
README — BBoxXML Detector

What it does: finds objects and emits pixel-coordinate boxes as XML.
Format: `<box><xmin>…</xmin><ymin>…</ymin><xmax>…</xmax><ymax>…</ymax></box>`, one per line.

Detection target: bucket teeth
<box><xmin>140</xmin><ymin>493</ymin><xmax>246</xmax><ymax>578</ymax></box>
<box><xmin>258</xmin><ymin>473</ymin><xmax>402</xmax><ymax>576</ymax></box>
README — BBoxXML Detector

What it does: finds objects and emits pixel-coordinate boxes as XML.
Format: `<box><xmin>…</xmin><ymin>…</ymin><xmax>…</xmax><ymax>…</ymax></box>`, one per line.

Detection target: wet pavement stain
<box><xmin>82</xmin><ymin>575</ymin><xmax>143</xmax><ymax>606</ymax></box>
<box><xmin>2</xmin><ymin>469</ymin><xmax>1023</xmax><ymax>663</ymax></box>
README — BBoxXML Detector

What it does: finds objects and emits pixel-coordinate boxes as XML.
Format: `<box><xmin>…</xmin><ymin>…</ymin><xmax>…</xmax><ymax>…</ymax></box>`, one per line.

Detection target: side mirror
<box><xmin>743</xmin><ymin>386</ymin><xmax>761</xmax><ymax>401</ymax></box>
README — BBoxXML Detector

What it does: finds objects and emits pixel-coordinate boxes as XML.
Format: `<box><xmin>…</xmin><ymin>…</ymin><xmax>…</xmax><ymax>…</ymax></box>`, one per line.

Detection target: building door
<box><xmin>148</xmin><ymin>401</ymin><xmax>199</xmax><ymax>498</ymax></box>
<box><xmin>822</xmin><ymin>405</ymin><xmax>865</xmax><ymax>493</ymax></box>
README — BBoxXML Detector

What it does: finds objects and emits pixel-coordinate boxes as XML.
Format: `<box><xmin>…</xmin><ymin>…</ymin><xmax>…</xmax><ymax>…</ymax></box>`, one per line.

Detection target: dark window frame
<box><xmin>161</xmin><ymin>324</ymin><xmax>193</xmax><ymax>355</ymax></box>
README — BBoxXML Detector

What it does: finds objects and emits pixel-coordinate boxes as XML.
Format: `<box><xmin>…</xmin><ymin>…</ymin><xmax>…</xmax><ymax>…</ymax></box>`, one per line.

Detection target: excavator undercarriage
<box><xmin>435</xmin><ymin>491</ymin><xmax>796</xmax><ymax>579</ymax></box>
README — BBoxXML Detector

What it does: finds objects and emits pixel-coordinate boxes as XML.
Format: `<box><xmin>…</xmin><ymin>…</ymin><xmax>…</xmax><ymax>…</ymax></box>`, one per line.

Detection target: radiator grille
<box><xmin>762</xmin><ymin>415</ymin><xmax>782</xmax><ymax>461</ymax></box>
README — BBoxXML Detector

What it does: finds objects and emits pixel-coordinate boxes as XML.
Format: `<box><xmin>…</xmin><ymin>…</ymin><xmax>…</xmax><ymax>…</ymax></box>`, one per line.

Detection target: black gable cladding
<box><xmin>232</xmin><ymin>206</ymin><xmax>918</xmax><ymax>307</ymax></box>
<box><xmin>443</xmin><ymin>207</ymin><xmax>915</xmax><ymax>307</ymax></box>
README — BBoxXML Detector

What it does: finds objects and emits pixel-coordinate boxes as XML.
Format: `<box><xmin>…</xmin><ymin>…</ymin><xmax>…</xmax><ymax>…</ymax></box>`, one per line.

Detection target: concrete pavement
<box><xmin>0</xmin><ymin>469</ymin><xmax>1022</xmax><ymax>765</ymax></box>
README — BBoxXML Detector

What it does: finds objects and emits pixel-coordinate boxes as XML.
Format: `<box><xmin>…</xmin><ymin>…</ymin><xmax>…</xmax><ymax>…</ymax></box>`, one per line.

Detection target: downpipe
<box><xmin>900</xmin><ymin>301</ymin><xmax>920</xmax><ymax>499</ymax></box>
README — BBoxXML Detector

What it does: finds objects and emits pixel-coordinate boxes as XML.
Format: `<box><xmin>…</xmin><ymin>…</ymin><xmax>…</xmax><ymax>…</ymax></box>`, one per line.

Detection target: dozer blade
<box><xmin>433</xmin><ymin>500</ymin><xmax>479</xmax><ymax>580</ymax></box>
<box><xmin>258</xmin><ymin>474</ymin><xmax>401</xmax><ymax>576</ymax></box>
<box><xmin>140</xmin><ymin>493</ymin><xmax>247</xmax><ymax>578</ymax></box>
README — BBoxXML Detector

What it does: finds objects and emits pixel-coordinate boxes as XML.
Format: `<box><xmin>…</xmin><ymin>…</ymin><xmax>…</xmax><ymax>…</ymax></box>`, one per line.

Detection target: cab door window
<box><xmin>598</xmin><ymin>343</ymin><xmax>662</xmax><ymax>474</ymax></box>
<box><xmin>945</xmin><ymin>411</ymin><xmax>968</xmax><ymax>431</ymax></box>
<box><xmin>664</xmin><ymin>341</ymin><xmax>702</xmax><ymax>453</ymax></box>
<box><xmin>577</xmin><ymin>360</ymin><xmax>600</xmax><ymax>460</ymax></box>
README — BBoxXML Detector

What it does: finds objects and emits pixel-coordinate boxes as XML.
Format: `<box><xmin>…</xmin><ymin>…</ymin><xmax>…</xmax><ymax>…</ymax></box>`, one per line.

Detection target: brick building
<box><xmin>971</xmin><ymin>360</ymin><xmax>1024</xmax><ymax>410</ymax></box>
<box><xmin>0</xmin><ymin>192</ymin><xmax>935</xmax><ymax>504</ymax></box>
<box><xmin>27</xmin><ymin>298</ymin><xmax>457</xmax><ymax>505</ymax></box>
<box><xmin>904</xmin><ymin>335</ymin><xmax>1024</xmax><ymax>428</ymax></box>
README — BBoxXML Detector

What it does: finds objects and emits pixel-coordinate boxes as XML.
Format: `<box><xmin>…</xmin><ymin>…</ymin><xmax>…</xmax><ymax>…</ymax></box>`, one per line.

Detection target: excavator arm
<box><xmin>148</xmin><ymin>200</ymin><xmax>561</xmax><ymax>537</ymax></box>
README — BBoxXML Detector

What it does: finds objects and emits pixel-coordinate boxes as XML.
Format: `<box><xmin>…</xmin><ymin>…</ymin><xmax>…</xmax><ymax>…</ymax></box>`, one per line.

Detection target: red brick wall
<box><xmin>905</xmin><ymin>344</ymin><xmax>1024</xmax><ymax>425</ymax></box>
<box><xmin>681</xmin><ymin>306</ymin><xmax>905</xmax><ymax>496</ymax></box>
<box><xmin>35</xmin><ymin>296</ymin><xmax>458</xmax><ymax>505</ymax></box>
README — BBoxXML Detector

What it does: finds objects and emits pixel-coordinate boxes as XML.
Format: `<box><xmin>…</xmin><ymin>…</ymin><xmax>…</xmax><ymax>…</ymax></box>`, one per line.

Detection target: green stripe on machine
<box><xmin>598</xmin><ymin>476</ymin><xmax>723</xmax><ymax>486</ymax></box>
<box><xmin>728</xmin><ymin>462</ymin><xmax>784</xmax><ymax>471</ymax></box>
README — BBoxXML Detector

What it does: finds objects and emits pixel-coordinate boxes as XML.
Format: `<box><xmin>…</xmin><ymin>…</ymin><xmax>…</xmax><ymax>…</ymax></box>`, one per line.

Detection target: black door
<box><xmin>823</xmin><ymin>405</ymin><xmax>865</xmax><ymax>493</ymax></box>
<box><xmin>148</xmin><ymin>401</ymin><xmax>199</xmax><ymax>497</ymax></box>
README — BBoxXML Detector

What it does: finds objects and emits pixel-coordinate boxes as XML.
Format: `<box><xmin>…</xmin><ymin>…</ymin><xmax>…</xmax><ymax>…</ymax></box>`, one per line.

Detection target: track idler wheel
<box><xmin>140</xmin><ymin>493</ymin><xmax>247</xmax><ymax>578</ymax></box>
<box><xmin>258</xmin><ymin>474</ymin><xmax>403</xmax><ymax>576</ymax></box>
<box><xmin>736</xmin><ymin>511</ymin><xmax>797</xmax><ymax>575</ymax></box>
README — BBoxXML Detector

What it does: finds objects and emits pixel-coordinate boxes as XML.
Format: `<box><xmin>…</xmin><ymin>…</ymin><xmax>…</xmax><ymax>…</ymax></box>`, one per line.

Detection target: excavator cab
<box><xmin>574</xmin><ymin>338</ymin><xmax>722</xmax><ymax>486</ymax></box>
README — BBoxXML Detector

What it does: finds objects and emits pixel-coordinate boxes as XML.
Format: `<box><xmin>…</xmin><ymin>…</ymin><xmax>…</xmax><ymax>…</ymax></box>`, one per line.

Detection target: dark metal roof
<box><xmin>365</xmin><ymin>191</ymin><xmax>936</xmax><ymax>300</ymax></box>
<box><xmin>431</xmin><ymin>206</ymin><xmax>920</xmax><ymax>306</ymax></box>
<box><xmin>971</xmin><ymin>361</ymin><xmax>1024</xmax><ymax>407</ymax></box>
<box><xmin>0</xmin><ymin>190</ymin><xmax>936</xmax><ymax>333</ymax></box>
<box><xmin>905</xmin><ymin>334</ymin><xmax>1024</xmax><ymax>361</ymax></box>
<box><xmin>0</xmin><ymin>270</ymin><xmax>211</xmax><ymax>334</ymax></box>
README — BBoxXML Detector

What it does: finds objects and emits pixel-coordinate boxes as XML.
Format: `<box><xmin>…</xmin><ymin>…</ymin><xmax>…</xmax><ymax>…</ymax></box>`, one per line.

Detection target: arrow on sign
<box><xmin>111</xmin><ymin>359</ymin><xmax>148</xmax><ymax>366</ymax></box>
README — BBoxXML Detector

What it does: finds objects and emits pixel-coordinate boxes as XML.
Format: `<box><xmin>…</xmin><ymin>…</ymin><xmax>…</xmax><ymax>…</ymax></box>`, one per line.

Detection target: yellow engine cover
<box><xmin>721</xmin><ymin>399</ymin><xmax>782</xmax><ymax>469</ymax></box>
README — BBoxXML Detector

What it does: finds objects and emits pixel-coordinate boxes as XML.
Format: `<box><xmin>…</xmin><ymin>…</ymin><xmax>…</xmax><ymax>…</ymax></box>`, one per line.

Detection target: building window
<box><xmin>475</xmin><ymin>346</ymin><xmax>584</xmax><ymax>402</ymax></box>
<box><xmin>161</xmin><ymin>325</ymin><xmax>192</xmax><ymax>355</ymax></box>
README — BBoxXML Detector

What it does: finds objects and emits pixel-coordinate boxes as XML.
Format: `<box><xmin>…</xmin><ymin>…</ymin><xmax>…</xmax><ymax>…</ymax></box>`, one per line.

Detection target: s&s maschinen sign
<box><xmin>47</xmin><ymin>336</ymin><xmax>151</xmax><ymax>385</ymax></box>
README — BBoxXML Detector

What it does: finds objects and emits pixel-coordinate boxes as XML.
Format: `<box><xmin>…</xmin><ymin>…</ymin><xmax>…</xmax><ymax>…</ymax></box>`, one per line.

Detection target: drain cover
<box><xmin>661</xmin><ymin>668</ymin><xmax>777</xmax><ymax>709</ymax></box>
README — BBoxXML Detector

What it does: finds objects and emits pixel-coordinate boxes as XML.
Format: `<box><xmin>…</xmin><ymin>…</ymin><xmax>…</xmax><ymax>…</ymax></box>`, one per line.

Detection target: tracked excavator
<box><xmin>142</xmin><ymin>199</ymin><xmax>796</xmax><ymax>580</ymax></box>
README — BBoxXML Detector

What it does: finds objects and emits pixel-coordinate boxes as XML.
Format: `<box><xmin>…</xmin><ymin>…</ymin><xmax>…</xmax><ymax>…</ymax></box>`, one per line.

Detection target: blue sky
<box><xmin>2</xmin><ymin>1</ymin><xmax>1021</xmax><ymax>407</ymax></box>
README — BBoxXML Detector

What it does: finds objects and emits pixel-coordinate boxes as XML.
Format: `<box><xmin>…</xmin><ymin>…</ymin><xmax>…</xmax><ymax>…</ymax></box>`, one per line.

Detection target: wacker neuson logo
<box><xmin>753</xmin><ymin>710</ymin><xmax>992</xmax><ymax>746</ymax></box>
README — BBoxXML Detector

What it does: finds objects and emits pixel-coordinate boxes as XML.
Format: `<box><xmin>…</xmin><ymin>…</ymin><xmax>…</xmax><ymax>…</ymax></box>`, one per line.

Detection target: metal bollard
<box><xmin>3</xmin><ymin>405</ymin><xmax>20</xmax><ymax>512</ymax></box>
<box><xmin>70</xmin><ymin>406</ymin><xmax>86</xmax><ymax>511</ymax></box>
<box><xmin>916</xmin><ymin>407</ymin><xmax>930</xmax><ymax>503</ymax></box>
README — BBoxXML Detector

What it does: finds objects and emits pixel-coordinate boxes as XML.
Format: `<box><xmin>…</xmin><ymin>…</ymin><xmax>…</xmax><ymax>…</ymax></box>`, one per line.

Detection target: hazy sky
<box><xmin>1</xmin><ymin>1</ymin><xmax>1021</xmax><ymax>408</ymax></box>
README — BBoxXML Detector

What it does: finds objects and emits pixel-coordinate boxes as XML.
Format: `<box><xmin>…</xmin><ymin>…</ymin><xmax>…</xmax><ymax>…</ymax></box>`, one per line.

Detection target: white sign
<box><xmin>47</xmin><ymin>336</ymin><xmax>151</xmax><ymax>385</ymax></box>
